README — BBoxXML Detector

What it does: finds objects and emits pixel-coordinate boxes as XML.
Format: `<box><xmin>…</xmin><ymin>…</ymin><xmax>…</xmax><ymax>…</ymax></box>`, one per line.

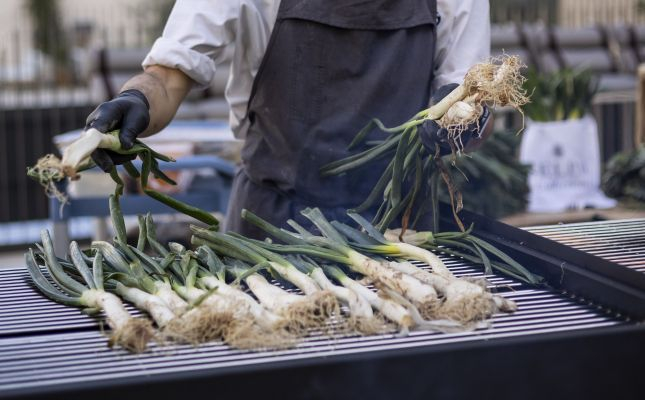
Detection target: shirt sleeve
<box><xmin>434</xmin><ymin>0</ymin><xmax>491</xmax><ymax>90</ymax></box>
<box><xmin>142</xmin><ymin>0</ymin><xmax>239</xmax><ymax>87</ymax></box>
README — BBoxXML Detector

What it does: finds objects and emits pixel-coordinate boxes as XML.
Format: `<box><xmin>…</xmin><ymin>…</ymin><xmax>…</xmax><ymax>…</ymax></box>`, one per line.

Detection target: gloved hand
<box><xmin>419</xmin><ymin>83</ymin><xmax>491</xmax><ymax>156</ymax></box>
<box><xmin>85</xmin><ymin>89</ymin><xmax>150</xmax><ymax>171</ymax></box>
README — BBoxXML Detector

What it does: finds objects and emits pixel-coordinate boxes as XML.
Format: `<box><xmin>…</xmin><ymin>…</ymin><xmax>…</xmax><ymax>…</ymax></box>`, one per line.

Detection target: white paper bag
<box><xmin>519</xmin><ymin>116</ymin><xmax>616</xmax><ymax>213</ymax></box>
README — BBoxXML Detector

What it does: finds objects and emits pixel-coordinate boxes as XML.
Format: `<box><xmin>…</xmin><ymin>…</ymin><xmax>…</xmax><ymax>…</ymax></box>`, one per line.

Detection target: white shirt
<box><xmin>143</xmin><ymin>0</ymin><xmax>490</xmax><ymax>138</ymax></box>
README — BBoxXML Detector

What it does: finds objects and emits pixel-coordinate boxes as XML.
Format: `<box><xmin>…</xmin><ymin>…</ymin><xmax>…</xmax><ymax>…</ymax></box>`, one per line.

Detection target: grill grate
<box><xmin>0</xmin><ymin>251</ymin><xmax>628</xmax><ymax>394</ymax></box>
<box><xmin>525</xmin><ymin>218</ymin><xmax>645</xmax><ymax>273</ymax></box>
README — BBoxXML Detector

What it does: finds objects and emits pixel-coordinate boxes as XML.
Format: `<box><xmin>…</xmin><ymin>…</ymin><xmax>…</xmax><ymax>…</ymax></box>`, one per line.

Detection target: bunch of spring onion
<box><xmin>25</xmin><ymin>197</ymin><xmax>536</xmax><ymax>350</ymax></box>
<box><xmin>26</xmin><ymin>230</ymin><xmax>155</xmax><ymax>352</ymax></box>
<box><xmin>383</xmin><ymin>226</ymin><xmax>542</xmax><ymax>285</ymax></box>
<box><xmin>27</xmin><ymin>128</ymin><xmax>218</xmax><ymax>228</ymax></box>
<box><xmin>191</xmin><ymin>228</ymin><xmax>343</xmax><ymax>335</ymax></box>
<box><xmin>330</xmin><ymin>212</ymin><xmax>532</xmax><ymax>322</ymax></box>
<box><xmin>28</xmin><ymin>230</ymin><xmax>226</xmax><ymax>350</ymax></box>
<box><xmin>240</xmin><ymin>207</ymin><xmax>509</xmax><ymax>329</ymax></box>
<box><xmin>320</xmin><ymin>55</ymin><xmax>529</xmax><ymax>232</ymax></box>
<box><xmin>192</xmin><ymin>223</ymin><xmax>429</xmax><ymax>334</ymax></box>
<box><xmin>26</xmin><ymin>202</ymin><xmax>282</xmax><ymax>351</ymax></box>
<box><xmin>193</xmin><ymin>246</ymin><xmax>298</xmax><ymax>347</ymax></box>
<box><xmin>114</xmin><ymin>209</ymin><xmax>290</xmax><ymax>348</ymax></box>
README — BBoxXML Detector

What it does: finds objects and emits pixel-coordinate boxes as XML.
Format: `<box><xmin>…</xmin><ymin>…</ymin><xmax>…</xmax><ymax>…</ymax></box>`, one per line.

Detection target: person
<box><xmin>86</xmin><ymin>0</ymin><xmax>493</xmax><ymax>238</ymax></box>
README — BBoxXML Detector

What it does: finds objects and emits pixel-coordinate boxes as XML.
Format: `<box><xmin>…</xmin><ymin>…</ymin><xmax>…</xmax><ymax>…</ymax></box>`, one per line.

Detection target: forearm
<box><xmin>121</xmin><ymin>65</ymin><xmax>193</xmax><ymax>136</ymax></box>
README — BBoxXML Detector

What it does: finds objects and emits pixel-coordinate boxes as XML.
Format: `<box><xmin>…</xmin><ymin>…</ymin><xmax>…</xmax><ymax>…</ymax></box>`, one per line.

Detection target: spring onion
<box><xmin>195</xmin><ymin>246</ymin><xmax>286</xmax><ymax>331</ymax></box>
<box><xmin>335</xmin><ymin>213</ymin><xmax>521</xmax><ymax>321</ymax></box>
<box><xmin>321</xmin><ymin>264</ymin><xmax>412</xmax><ymax>331</ymax></box>
<box><xmin>26</xmin><ymin>232</ymin><xmax>154</xmax><ymax>352</ymax></box>
<box><xmin>241</xmin><ymin>208</ymin><xmax>442</xmax><ymax>320</ymax></box>
<box><xmin>222</xmin><ymin>258</ymin><xmax>338</xmax><ymax>334</ymax></box>
<box><xmin>289</xmin><ymin>255</ymin><xmax>384</xmax><ymax>334</ymax></box>
<box><xmin>319</xmin><ymin>55</ymin><xmax>529</xmax><ymax>231</ymax></box>
<box><xmin>27</xmin><ymin>128</ymin><xmax>218</xmax><ymax>228</ymax></box>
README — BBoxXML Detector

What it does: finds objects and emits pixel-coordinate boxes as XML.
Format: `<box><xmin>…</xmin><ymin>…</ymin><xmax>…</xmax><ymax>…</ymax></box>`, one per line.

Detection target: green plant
<box><xmin>26</xmin><ymin>0</ymin><xmax>71</xmax><ymax>83</ymax></box>
<box><xmin>438</xmin><ymin>131</ymin><xmax>530</xmax><ymax>218</ymax></box>
<box><xmin>26</xmin><ymin>0</ymin><xmax>68</xmax><ymax>65</ymax></box>
<box><xmin>602</xmin><ymin>145</ymin><xmax>645</xmax><ymax>204</ymax></box>
<box><xmin>321</xmin><ymin>56</ymin><xmax>528</xmax><ymax>232</ymax></box>
<box><xmin>145</xmin><ymin>0</ymin><xmax>175</xmax><ymax>43</ymax></box>
<box><xmin>523</xmin><ymin>68</ymin><xmax>598</xmax><ymax>122</ymax></box>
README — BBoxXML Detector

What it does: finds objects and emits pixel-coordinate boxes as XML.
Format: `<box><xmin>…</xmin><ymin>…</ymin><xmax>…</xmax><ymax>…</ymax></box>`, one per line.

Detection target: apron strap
<box><xmin>278</xmin><ymin>0</ymin><xmax>437</xmax><ymax>30</ymax></box>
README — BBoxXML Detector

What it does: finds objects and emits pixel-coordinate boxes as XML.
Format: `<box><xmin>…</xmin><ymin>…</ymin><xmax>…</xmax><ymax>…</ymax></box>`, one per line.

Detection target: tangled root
<box><xmin>437</xmin><ymin>294</ymin><xmax>496</xmax><ymax>324</ymax></box>
<box><xmin>225</xmin><ymin>319</ymin><xmax>298</xmax><ymax>350</ymax></box>
<box><xmin>463</xmin><ymin>55</ymin><xmax>529</xmax><ymax>108</ymax></box>
<box><xmin>349</xmin><ymin>315</ymin><xmax>391</xmax><ymax>336</ymax></box>
<box><xmin>414</xmin><ymin>298</ymin><xmax>441</xmax><ymax>321</ymax></box>
<box><xmin>493</xmin><ymin>295</ymin><xmax>518</xmax><ymax>313</ymax></box>
<box><xmin>439</xmin><ymin>55</ymin><xmax>529</xmax><ymax>152</ymax></box>
<box><xmin>27</xmin><ymin>154</ymin><xmax>69</xmax><ymax>204</ymax></box>
<box><xmin>108</xmin><ymin>318</ymin><xmax>155</xmax><ymax>353</ymax></box>
<box><xmin>435</xmin><ymin>276</ymin><xmax>517</xmax><ymax>323</ymax></box>
<box><xmin>277</xmin><ymin>291</ymin><xmax>340</xmax><ymax>335</ymax></box>
<box><xmin>462</xmin><ymin>276</ymin><xmax>490</xmax><ymax>289</ymax></box>
<box><xmin>163</xmin><ymin>306</ymin><xmax>235</xmax><ymax>344</ymax></box>
<box><xmin>162</xmin><ymin>302</ymin><xmax>301</xmax><ymax>350</ymax></box>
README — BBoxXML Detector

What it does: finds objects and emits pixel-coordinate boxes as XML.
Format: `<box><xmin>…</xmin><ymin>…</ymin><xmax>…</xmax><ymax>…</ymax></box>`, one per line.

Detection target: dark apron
<box><xmin>225</xmin><ymin>0</ymin><xmax>438</xmax><ymax>238</ymax></box>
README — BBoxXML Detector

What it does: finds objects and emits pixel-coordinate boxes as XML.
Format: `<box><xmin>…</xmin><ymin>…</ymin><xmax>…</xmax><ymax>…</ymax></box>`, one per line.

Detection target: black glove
<box><xmin>419</xmin><ymin>83</ymin><xmax>490</xmax><ymax>156</ymax></box>
<box><xmin>86</xmin><ymin>89</ymin><xmax>150</xmax><ymax>171</ymax></box>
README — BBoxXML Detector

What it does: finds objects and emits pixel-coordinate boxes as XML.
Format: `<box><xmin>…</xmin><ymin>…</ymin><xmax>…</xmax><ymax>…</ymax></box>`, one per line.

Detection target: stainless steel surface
<box><xmin>525</xmin><ymin>218</ymin><xmax>645</xmax><ymax>272</ymax></box>
<box><xmin>0</xmin><ymin>251</ymin><xmax>628</xmax><ymax>394</ymax></box>
<box><xmin>0</xmin><ymin>267</ymin><xmax>142</xmax><ymax>336</ymax></box>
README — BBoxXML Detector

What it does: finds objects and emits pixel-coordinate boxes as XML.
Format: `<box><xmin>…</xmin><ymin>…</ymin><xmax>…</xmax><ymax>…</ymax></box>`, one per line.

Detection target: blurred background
<box><xmin>2</xmin><ymin>0</ymin><xmax>645</xmax><ymax>265</ymax></box>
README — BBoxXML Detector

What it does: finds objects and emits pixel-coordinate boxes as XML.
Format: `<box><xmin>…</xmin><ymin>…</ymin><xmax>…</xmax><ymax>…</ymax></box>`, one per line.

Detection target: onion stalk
<box><xmin>288</xmin><ymin>256</ymin><xmax>385</xmax><ymax>334</ymax></box>
<box><xmin>322</xmin><ymin>264</ymin><xmax>412</xmax><ymax>331</ymax></box>
<box><xmin>384</xmin><ymin>226</ymin><xmax>542</xmax><ymax>285</ymax></box>
<box><xmin>241</xmin><ymin>208</ymin><xmax>442</xmax><ymax>320</ymax></box>
<box><xmin>195</xmin><ymin>246</ymin><xmax>286</xmax><ymax>331</ymax></box>
<box><xmin>25</xmin><ymin>231</ymin><xmax>154</xmax><ymax>353</ymax></box>
<box><xmin>191</xmin><ymin>228</ymin><xmax>324</xmax><ymax>296</ymax></box>
<box><xmin>223</xmin><ymin>259</ymin><xmax>339</xmax><ymax>335</ymax></box>
<box><xmin>319</xmin><ymin>55</ymin><xmax>528</xmax><ymax>231</ymax></box>
<box><xmin>106</xmin><ymin>194</ymin><xmax>190</xmax><ymax>315</ymax></box>
<box><xmin>27</xmin><ymin>128</ymin><xmax>218</xmax><ymax>228</ymax></box>
<box><xmin>91</xmin><ymin>240</ymin><xmax>189</xmax><ymax>317</ymax></box>
<box><xmin>333</xmin><ymin>213</ymin><xmax>521</xmax><ymax>322</ymax></box>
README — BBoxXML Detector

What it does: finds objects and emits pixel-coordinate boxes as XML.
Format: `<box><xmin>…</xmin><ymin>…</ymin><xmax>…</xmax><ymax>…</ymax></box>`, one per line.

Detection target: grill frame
<box><xmin>525</xmin><ymin>218</ymin><xmax>645</xmax><ymax>273</ymax></box>
<box><xmin>2</xmin><ymin>324</ymin><xmax>643</xmax><ymax>400</ymax></box>
<box><xmin>2</xmin><ymin>210</ymin><xmax>645</xmax><ymax>400</ymax></box>
<box><xmin>440</xmin><ymin>205</ymin><xmax>645</xmax><ymax>319</ymax></box>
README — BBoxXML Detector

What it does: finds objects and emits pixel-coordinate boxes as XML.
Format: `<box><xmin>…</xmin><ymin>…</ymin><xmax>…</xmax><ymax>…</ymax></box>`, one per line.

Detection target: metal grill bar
<box><xmin>0</xmin><ymin>259</ymin><xmax>523</xmax><ymax>337</ymax></box>
<box><xmin>3</xmin><ymin>217</ymin><xmax>645</xmax><ymax>399</ymax></box>
<box><xmin>525</xmin><ymin>219</ymin><xmax>645</xmax><ymax>272</ymax></box>
<box><xmin>0</xmin><ymin>250</ymin><xmax>629</xmax><ymax>395</ymax></box>
<box><xmin>0</xmin><ymin>316</ymin><xmax>624</xmax><ymax>393</ymax></box>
